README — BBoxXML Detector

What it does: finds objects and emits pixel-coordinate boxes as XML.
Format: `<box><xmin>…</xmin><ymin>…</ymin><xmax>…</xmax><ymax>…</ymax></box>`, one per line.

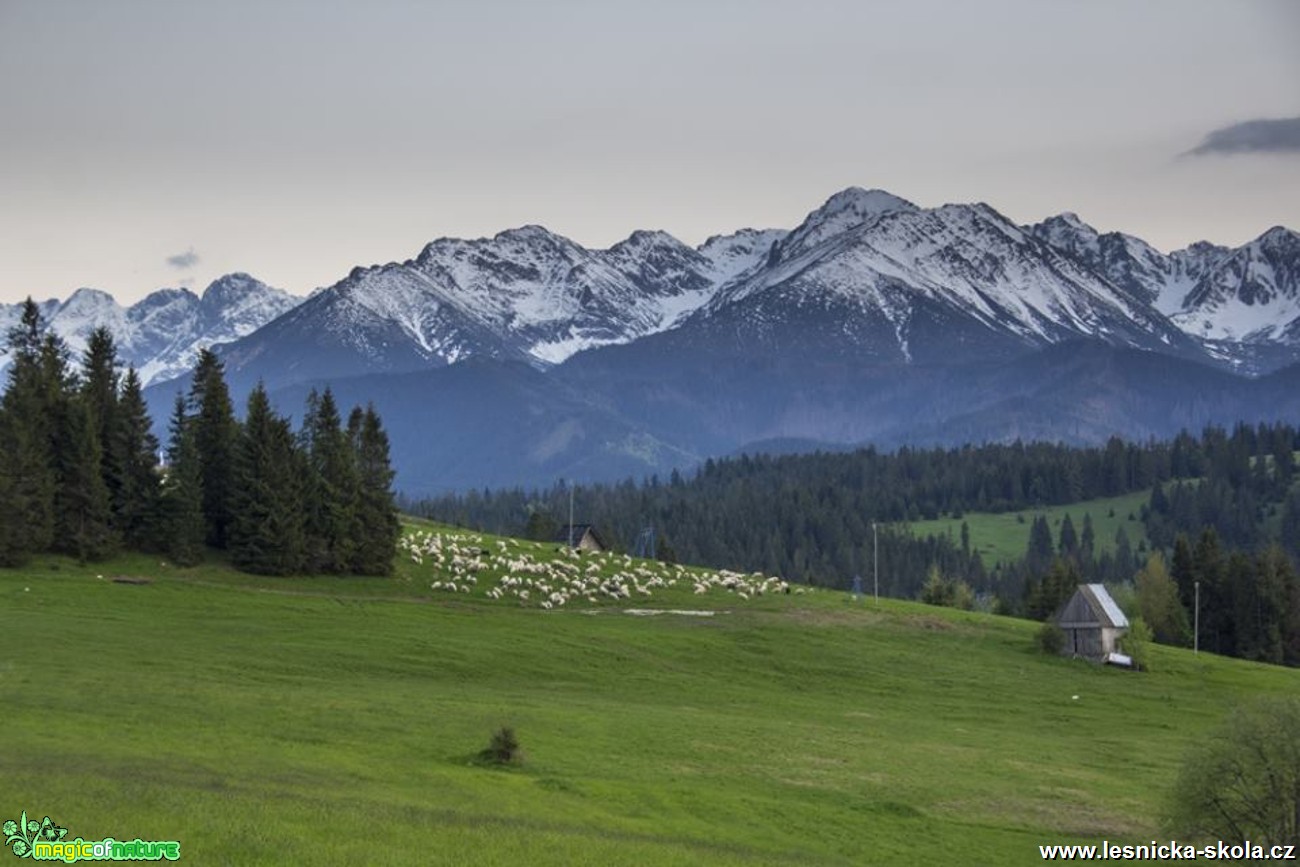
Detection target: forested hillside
<box><xmin>412</xmin><ymin>425</ymin><xmax>1300</xmax><ymax>665</ymax></box>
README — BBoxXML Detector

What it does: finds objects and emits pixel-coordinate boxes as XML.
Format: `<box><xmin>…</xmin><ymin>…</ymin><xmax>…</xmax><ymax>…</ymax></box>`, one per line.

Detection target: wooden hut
<box><xmin>1054</xmin><ymin>583</ymin><xmax>1129</xmax><ymax>661</ymax></box>
<box><xmin>554</xmin><ymin>523</ymin><xmax>606</xmax><ymax>553</ymax></box>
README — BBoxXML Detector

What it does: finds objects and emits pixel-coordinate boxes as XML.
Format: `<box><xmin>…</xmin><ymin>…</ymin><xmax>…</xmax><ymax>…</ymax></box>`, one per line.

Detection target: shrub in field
<box><xmin>1035</xmin><ymin>622</ymin><xmax>1065</xmax><ymax>655</ymax></box>
<box><xmin>479</xmin><ymin>726</ymin><xmax>523</xmax><ymax>766</ymax></box>
<box><xmin>1166</xmin><ymin>697</ymin><xmax>1300</xmax><ymax>846</ymax></box>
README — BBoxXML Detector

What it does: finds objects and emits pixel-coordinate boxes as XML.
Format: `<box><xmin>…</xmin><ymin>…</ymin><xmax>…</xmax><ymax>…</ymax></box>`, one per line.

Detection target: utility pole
<box><xmin>872</xmin><ymin>521</ymin><xmax>879</xmax><ymax>604</ymax></box>
<box><xmin>1194</xmin><ymin>580</ymin><xmax>1200</xmax><ymax>655</ymax></box>
<box><xmin>568</xmin><ymin>483</ymin><xmax>575</xmax><ymax>548</ymax></box>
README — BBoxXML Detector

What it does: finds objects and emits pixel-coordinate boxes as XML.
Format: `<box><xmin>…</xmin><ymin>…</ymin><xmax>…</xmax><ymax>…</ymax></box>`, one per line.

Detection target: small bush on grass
<box><xmin>1036</xmin><ymin>622</ymin><xmax>1065</xmax><ymax>655</ymax></box>
<box><xmin>478</xmin><ymin>726</ymin><xmax>523</xmax><ymax>766</ymax></box>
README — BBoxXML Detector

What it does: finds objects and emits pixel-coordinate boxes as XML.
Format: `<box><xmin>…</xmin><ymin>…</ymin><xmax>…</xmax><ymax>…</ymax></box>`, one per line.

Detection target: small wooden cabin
<box><xmin>1055</xmin><ymin>583</ymin><xmax>1129</xmax><ymax>661</ymax></box>
<box><xmin>554</xmin><ymin>524</ymin><xmax>606</xmax><ymax>553</ymax></box>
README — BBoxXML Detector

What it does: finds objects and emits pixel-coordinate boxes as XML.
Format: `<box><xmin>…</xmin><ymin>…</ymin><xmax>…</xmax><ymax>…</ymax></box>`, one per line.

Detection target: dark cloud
<box><xmin>1186</xmin><ymin>117</ymin><xmax>1300</xmax><ymax>157</ymax></box>
<box><xmin>166</xmin><ymin>248</ymin><xmax>200</xmax><ymax>269</ymax></box>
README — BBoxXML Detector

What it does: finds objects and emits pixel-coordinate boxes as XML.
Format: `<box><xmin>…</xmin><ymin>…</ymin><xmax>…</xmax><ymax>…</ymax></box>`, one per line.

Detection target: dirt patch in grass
<box><xmin>935</xmin><ymin>795</ymin><xmax>1149</xmax><ymax>839</ymax></box>
<box><xmin>779</xmin><ymin>608</ymin><xmax>888</xmax><ymax>629</ymax></box>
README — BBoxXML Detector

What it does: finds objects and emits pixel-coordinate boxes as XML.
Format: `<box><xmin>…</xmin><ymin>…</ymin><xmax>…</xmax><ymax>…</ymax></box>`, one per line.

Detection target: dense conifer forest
<box><xmin>0</xmin><ymin>300</ymin><xmax>400</xmax><ymax>575</ymax></box>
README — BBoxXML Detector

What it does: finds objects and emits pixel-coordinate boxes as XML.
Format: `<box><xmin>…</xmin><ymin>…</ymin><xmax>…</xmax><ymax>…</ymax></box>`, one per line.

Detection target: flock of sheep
<box><xmin>399</xmin><ymin>529</ymin><xmax>801</xmax><ymax>609</ymax></box>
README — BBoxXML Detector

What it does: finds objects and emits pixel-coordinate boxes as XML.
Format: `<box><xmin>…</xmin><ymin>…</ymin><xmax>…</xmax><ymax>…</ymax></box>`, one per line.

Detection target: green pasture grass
<box><xmin>3</xmin><ymin>524</ymin><xmax>1297</xmax><ymax>865</ymax></box>
<box><xmin>906</xmin><ymin>491</ymin><xmax>1152</xmax><ymax>567</ymax></box>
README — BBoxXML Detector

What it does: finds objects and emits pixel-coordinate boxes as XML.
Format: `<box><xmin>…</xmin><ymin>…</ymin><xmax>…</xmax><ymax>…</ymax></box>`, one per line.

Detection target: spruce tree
<box><xmin>187</xmin><ymin>349</ymin><xmax>239</xmax><ymax>547</ymax></box>
<box><xmin>1079</xmin><ymin>513</ymin><xmax>1096</xmax><ymax>564</ymax></box>
<box><xmin>1281</xmin><ymin>490</ymin><xmax>1300</xmax><ymax>564</ymax></box>
<box><xmin>349</xmin><ymin>404</ymin><xmax>400</xmax><ymax>576</ymax></box>
<box><xmin>0</xmin><ymin>300</ymin><xmax>57</xmax><ymax>556</ymax></box>
<box><xmin>112</xmin><ymin>368</ymin><xmax>162</xmax><ymax>549</ymax></box>
<box><xmin>1025</xmin><ymin>515</ymin><xmax>1055</xmax><ymax>575</ymax></box>
<box><xmin>229</xmin><ymin>384</ymin><xmax>306</xmax><ymax>575</ymax></box>
<box><xmin>301</xmin><ymin>388</ymin><xmax>358</xmax><ymax>573</ymax></box>
<box><xmin>81</xmin><ymin>326</ymin><xmax>121</xmax><ymax>504</ymax></box>
<box><xmin>1058</xmin><ymin>514</ymin><xmax>1079</xmax><ymax>561</ymax></box>
<box><xmin>51</xmin><ymin>396</ymin><xmax>117</xmax><ymax>560</ymax></box>
<box><xmin>160</xmin><ymin>395</ymin><xmax>206</xmax><ymax>567</ymax></box>
<box><xmin>0</xmin><ymin>410</ymin><xmax>26</xmax><ymax>565</ymax></box>
<box><xmin>34</xmin><ymin>329</ymin><xmax>117</xmax><ymax>560</ymax></box>
<box><xmin>1170</xmin><ymin>533</ymin><xmax>1197</xmax><ymax>613</ymax></box>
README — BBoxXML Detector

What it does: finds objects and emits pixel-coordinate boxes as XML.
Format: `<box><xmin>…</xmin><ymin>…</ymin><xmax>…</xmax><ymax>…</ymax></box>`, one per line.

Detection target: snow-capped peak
<box><xmin>201</xmin><ymin>272</ymin><xmax>269</xmax><ymax>304</ymax></box>
<box><xmin>60</xmin><ymin>287</ymin><xmax>120</xmax><ymax>315</ymax></box>
<box><xmin>1030</xmin><ymin>212</ymin><xmax>1103</xmax><ymax>258</ymax></box>
<box><xmin>1258</xmin><ymin>226</ymin><xmax>1300</xmax><ymax>249</ymax></box>
<box><xmin>778</xmin><ymin>187</ymin><xmax>919</xmax><ymax>260</ymax></box>
<box><xmin>607</xmin><ymin>229</ymin><xmax>689</xmax><ymax>254</ymax></box>
<box><xmin>820</xmin><ymin>187</ymin><xmax>917</xmax><ymax>218</ymax></box>
<box><xmin>1173</xmin><ymin>225</ymin><xmax>1300</xmax><ymax>342</ymax></box>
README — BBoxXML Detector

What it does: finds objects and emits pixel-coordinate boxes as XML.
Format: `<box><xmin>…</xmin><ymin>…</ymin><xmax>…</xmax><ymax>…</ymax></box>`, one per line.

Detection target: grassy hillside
<box><xmin>3</xmin><ymin>523</ymin><xmax>1296</xmax><ymax>865</ymax></box>
<box><xmin>907</xmin><ymin>491</ymin><xmax>1152</xmax><ymax>567</ymax></box>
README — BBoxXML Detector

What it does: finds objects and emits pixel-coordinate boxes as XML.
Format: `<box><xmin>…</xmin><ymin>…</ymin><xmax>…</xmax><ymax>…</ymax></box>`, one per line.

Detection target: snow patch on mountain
<box><xmin>0</xmin><ymin>275</ymin><xmax>299</xmax><ymax>386</ymax></box>
<box><xmin>1173</xmin><ymin>227</ymin><xmax>1300</xmax><ymax>342</ymax></box>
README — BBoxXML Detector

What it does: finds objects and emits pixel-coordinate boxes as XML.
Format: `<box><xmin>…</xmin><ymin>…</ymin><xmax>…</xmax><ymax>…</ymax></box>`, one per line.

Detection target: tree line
<box><xmin>0</xmin><ymin>299</ymin><xmax>400</xmax><ymax>575</ymax></box>
<box><xmin>406</xmin><ymin>437</ymin><xmax>1185</xmax><ymax>600</ymax></box>
<box><xmin>409</xmin><ymin>424</ymin><xmax>1300</xmax><ymax>665</ymax></box>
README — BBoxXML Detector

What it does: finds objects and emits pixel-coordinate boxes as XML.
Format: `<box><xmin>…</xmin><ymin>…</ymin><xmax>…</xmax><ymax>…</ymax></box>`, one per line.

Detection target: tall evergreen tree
<box><xmin>30</xmin><ymin>328</ymin><xmax>117</xmax><ymax>560</ymax></box>
<box><xmin>160</xmin><ymin>395</ymin><xmax>205</xmax><ymax>566</ymax></box>
<box><xmin>301</xmin><ymin>388</ymin><xmax>358</xmax><ymax>573</ymax></box>
<box><xmin>1193</xmin><ymin>527</ymin><xmax>1232</xmax><ymax>656</ymax></box>
<box><xmin>1170</xmin><ymin>533</ymin><xmax>1197</xmax><ymax>613</ymax></box>
<box><xmin>1281</xmin><ymin>489</ymin><xmax>1300</xmax><ymax>565</ymax></box>
<box><xmin>349</xmin><ymin>405</ymin><xmax>400</xmax><ymax>576</ymax></box>
<box><xmin>229</xmin><ymin>385</ymin><xmax>307</xmax><ymax>575</ymax></box>
<box><xmin>1079</xmin><ymin>513</ymin><xmax>1096</xmax><ymax>564</ymax></box>
<box><xmin>81</xmin><ymin>326</ymin><xmax>121</xmax><ymax>503</ymax></box>
<box><xmin>187</xmin><ymin>349</ymin><xmax>239</xmax><ymax>547</ymax></box>
<box><xmin>1025</xmin><ymin>515</ymin><xmax>1055</xmax><ymax>575</ymax></box>
<box><xmin>51</xmin><ymin>396</ymin><xmax>116</xmax><ymax>560</ymax></box>
<box><xmin>0</xmin><ymin>301</ymin><xmax>59</xmax><ymax>556</ymax></box>
<box><xmin>0</xmin><ymin>301</ymin><xmax>57</xmax><ymax>557</ymax></box>
<box><xmin>112</xmin><ymin>368</ymin><xmax>162</xmax><ymax>549</ymax></box>
<box><xmin>1058</xmin><ymin>514</ymin><xmax>1079</xmax><ymax>561</ymax></box>
<box><xmin>0</xmin><ymin>410</ymin><xmax>26</xmax><ymax>565</ymax></box>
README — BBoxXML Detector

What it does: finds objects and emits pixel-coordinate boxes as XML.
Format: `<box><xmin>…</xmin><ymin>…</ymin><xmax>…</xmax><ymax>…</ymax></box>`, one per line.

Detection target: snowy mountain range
<box><xmin>212</xmin><ymin>223</ymin><xmax>786</xmax><ymax>391</ymax></box>
<box><xmin>12</xmin><ymin>187</ymin><xmax>1299</xmax><ymax>393</ymax></box>
<box><xmin>201</xmin><ymin>187</ymin><xmax>1299</xmax><ymax>393</ymax></box>
<box><xmin>0</xmin><ymin>274</ymin><xmax>299</xmax><ymax>386</ymax></box>
<box><xmin>10</xmin><ymin>187</ymin><xmax>1300</xmax><ymax>493</ymax></box>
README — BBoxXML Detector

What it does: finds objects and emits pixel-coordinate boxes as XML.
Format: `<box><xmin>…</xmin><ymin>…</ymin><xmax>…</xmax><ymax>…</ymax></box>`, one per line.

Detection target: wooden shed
<box><xmin>1054</xmin><ymin>583</ymin><xmax>1129</xmax><ymax>661</ymax></box>
<box><xmin>554</xmin><ymin>524</ymin><xmax>606</xmax><ymax>553</ymax></box>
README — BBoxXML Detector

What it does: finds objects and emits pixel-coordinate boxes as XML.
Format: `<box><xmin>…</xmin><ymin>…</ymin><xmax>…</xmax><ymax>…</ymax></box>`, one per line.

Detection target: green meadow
<box><xmin>3</xmin><ymin>523</ymin><xmax>1296</xmax><ymax>865</ymax></box>
<box><xmin>907</xmin><ymin>491</ymin><xmax>1153</xmax><ymax>567</ymax></box>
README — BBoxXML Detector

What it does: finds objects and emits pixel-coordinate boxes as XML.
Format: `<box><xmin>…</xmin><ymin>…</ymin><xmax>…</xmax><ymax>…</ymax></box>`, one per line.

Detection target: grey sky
<box><xmin>2</xmin><ymin>0</ymin><xmax>1298</xmax><ymax>304</ymax></box>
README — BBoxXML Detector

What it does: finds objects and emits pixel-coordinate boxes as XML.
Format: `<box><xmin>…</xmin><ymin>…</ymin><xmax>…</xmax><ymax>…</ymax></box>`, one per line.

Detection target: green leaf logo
<box><xmin>3</xmin><ymin>811</ymin><xmax>63</xmax><ymax>859</ymax></box>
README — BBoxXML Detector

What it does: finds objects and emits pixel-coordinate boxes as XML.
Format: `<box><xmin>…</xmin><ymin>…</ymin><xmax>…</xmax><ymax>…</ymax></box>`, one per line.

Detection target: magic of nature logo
<box><xmin>4</xmin><ymin>812</ymin><xmax>179</xmax><ymax>862</ymax></box>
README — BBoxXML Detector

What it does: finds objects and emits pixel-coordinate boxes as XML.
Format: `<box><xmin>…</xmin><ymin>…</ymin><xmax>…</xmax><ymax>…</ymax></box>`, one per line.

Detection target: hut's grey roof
<box><xmin>554</xmin><ymin>524</ymin><xmax>604</xmax><ymax>547</ymax></box>
<box><xmin>1085</xmin><ymin>583</ymin><xmax>1129</xmax><ymax>629</ymax></box>
<box><xmin>1055</xmin><ymin>583</ymin><xmax>1129</xmax><ymax>629</ymax></box>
